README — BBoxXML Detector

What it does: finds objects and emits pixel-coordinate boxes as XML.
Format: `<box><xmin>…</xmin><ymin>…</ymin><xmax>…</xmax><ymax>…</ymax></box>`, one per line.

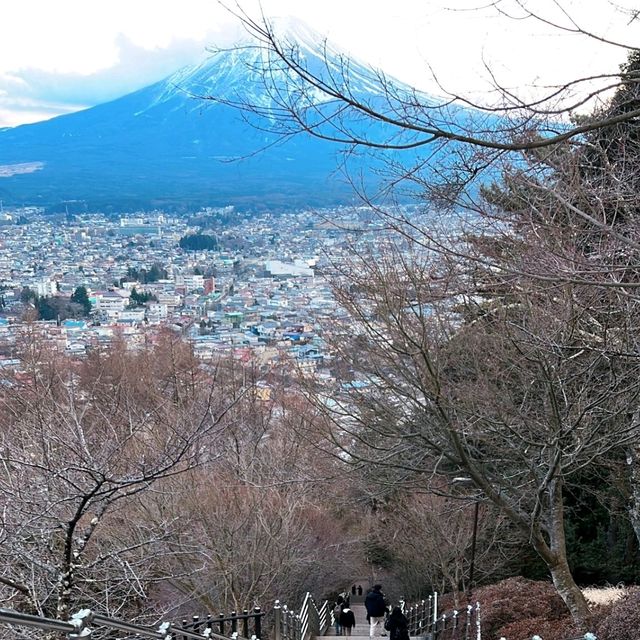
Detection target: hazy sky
<box><xmin>1</xmin><ymin>0</ymin><xmax>639</xmax><ymax>127</ymax></box>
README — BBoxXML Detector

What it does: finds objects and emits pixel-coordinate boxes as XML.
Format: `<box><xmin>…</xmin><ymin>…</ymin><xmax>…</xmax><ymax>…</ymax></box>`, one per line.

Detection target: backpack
<box><xmin>333</xmin><ymin>605</ymin><xmax>342</xmax><ymax>619</ymax></box>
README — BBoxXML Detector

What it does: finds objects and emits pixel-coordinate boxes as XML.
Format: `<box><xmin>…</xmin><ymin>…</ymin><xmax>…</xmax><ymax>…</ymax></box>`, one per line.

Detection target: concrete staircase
<box><xmin>322</xmin><ymin>603</ymin><xmax>426</xmax><ymax>640</ymax></box>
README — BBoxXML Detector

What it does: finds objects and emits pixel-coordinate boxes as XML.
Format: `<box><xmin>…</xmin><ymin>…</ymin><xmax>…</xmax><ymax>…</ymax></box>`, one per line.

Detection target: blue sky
<box><xmin>1</xmin><ymin>0</ymin><xmax>637</xmax><ymax>127</ymax></box>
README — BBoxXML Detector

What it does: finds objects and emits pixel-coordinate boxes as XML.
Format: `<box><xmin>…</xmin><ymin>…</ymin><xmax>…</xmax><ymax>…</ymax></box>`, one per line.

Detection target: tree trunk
<box><xmin>626</xmin><ymin>436</ymin><xmax>640</xmax><ymax>546</ymax></box>
<box><xmin>548</xmin><ymin>556</ymin><xmax>591</xmax><ymax>632</ymax></box>
<box><xmin>531</xmin><ymin>476</ymin><xmax>591</xmax><ymax>631</ymax></box>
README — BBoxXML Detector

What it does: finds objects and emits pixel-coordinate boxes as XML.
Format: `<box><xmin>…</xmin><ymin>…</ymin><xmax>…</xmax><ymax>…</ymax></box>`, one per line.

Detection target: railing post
<box><xmin>475</xmin><ymin>603</ymin><xmax>481</xmax><ymax>640</ymax></box>
<box><xmin>318</xmin><ymin>600</ymin><xmax>327</xmax><ymax>631</ymax></box>
<box><xmin>254</xmin><ymin>607</ymin><xmax>262</xmax><ymax>640</ymax></box>
<box><xmin>296</xmin><ymin>614</ymin><xmax>302</xmax><ymax>640</ymax></box>
<box><xmin>286</xmin><ymin>612</ymin><xmax>291</xmax><ymax>640</ymax></box>
<box><xmin>310</xmin><ymin>599</ymin><xmax>319</xmax><ymax>638</ymax></box>
<box><xmin>464</xmin><ymin>604</ymin><xmax>472</xmax><ymax>640</ymax></box>
<box><xmin>282</xmin><ymin>606</ymin><xmax>289</xmax><ymax>640</ymax></box>
<box><xmin>219</xmin><ymin>612</ymin><xmax>225</xmax><ymax>637</ymax></box>
<box><xmin>243</xmin><ymin>610</ymin><xmax>249</xmax><ymax>639</ymax></box>
<box><xmin>231</xmin><ymin>611</ymin><xmax>238</xmax><ymax>637</ymax></box>
<box><xmin>274</xmin><ymin>603</ymin><xmax>282</xmax><ymax>640</ymax></box>
<box><xmin>69</xmin><ymin>608</ymin><xmax>93</xmax><ymax>639</ymax></box>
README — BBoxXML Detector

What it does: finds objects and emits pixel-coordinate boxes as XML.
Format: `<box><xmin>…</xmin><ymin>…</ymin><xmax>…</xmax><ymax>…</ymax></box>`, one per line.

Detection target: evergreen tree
<box><xmin>20</xmin><ymin>287</ymin><xmax>36</xmax><ymax>305</ymax></box>
<box><xmin>70</xmin><ymin>286</ymin><xmax>91</xmax><ymax>315</ymax></box>
<box><xmin>128</xmin><ymin>287</ymin><xmax>156</xmax><ymax>307</ymax></box>
<box><xmin>179</xmin><ymin>233</ymin><xmax>217</xmax><ymax>251</ymax></box>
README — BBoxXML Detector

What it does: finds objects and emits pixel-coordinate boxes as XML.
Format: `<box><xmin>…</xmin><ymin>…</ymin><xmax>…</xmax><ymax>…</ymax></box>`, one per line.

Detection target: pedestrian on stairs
<box><xmin>365</xmin><ymin>584</ymin><xmax>387</xmax><ymax>638</ymax></box>
<box><xmin>339</xmin><ymin>606</ymin><xmax>356</xmax><ymax>637</ymax></box>
<box><xmin>333</xmin><ymin>601</ymin><xmax>343</xmax><ymax>636</ymax></box>
<box><xmin>384</xmin><ymin>607</ymin><xmax>409</xmax><ymax>640</ymax></box>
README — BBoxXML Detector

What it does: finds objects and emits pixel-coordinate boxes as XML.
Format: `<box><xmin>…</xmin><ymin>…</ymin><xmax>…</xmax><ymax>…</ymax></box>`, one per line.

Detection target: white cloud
<box><xmin>0</xmin><ymin>98</ymin><xmax>84</xmax><ymax>128</ymax></box>
<box><xmin>2</xmin><ymin>35</ymin><xmax>214</xmax><ymax>105</ymax></box>
<box><xmin>0</xmin><ymin>31</ymin><xmax>231</xmax><ymax>126</ymax></box>
<box><xmin>1</xmin><ymin>0</ymin><xmax>640</xmax><ymax>126</ymax></box>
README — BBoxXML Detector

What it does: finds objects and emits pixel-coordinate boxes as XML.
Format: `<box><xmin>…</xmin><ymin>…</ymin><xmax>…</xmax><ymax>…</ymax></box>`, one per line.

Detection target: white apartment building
<box><xmin>94</xmin><ymin>290</ymin><xmax>129</xmax><ymax>318</ymax></box>
<box><xmin>174</xmin><ymin>274</ymin><xmax>205</xmax><ymax>290</ymax></box>
<box><xmin>35</xmin><ymin>278</ymin><xmax>58</xmax><ymax>297</ymax></box>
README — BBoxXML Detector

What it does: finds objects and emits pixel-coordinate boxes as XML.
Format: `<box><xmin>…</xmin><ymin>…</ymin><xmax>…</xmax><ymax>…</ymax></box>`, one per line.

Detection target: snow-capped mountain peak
<box><xmin>0</xmin><ymin>17</ymin><xmax>445</xmax><ymax>211</ymax></box>
<box><xmin>148</xmin><ymin>18</ymin><xmax>397</xmax><ymax>112</ymax></box>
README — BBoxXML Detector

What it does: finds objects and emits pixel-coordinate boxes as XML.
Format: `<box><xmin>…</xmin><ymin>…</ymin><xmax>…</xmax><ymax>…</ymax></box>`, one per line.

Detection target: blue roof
<box><xmin>341</xmin><ymin>380</ymin><xmax>369</xmax><ymax>390</ymax></box>
<box><xmin>62</xmin><ymin>320</ymin><xmax>87</xmax><ymax>328</ymax></box>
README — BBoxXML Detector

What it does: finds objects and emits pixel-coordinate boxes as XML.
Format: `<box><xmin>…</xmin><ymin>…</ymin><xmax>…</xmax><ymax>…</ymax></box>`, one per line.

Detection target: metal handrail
<box><xmin>401</xmin><ymin>594</ymin><xmax>481</xmax><ymax>640</ymax></box>
<box><xmin>0</xmin><ymin>607</ymin><xmax>254</xmax><ymax>640</ymax></box>
<box><xmin>273</xmin><ymin>592</ymin><xmax>330</xmax><ymax>640</ymax></box>
<box><xmin>0</xmin><ymin>608</ymin><xmax>76</xmax><ymax>634</ymax></box>
<box><xmin>181</xmin><ymin>608</ymin><xmax>264</xmax><ymax>640</ymax></box>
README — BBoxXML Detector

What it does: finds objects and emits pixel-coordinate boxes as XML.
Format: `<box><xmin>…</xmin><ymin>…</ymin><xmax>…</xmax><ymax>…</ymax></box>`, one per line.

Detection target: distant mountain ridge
<box><xmin>0</xmin><ymin>22</ymin><xmax>431</xmax><ymax>212</ymax></box>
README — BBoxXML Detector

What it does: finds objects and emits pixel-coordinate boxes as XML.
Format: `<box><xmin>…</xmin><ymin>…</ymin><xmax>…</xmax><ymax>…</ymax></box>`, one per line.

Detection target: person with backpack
<box><xmin>333</xmin><ymin>601</ymin><xmax>343</xmax><ymax>635</ymax></box>
<box><xmin>339</xmin><ymin>605</ymin><xmax>356</xmax><ymax>637</ymax></box>
<box><xmin>365</xmin><ymin>584</ymin><xmax>387</xmax><ymax>638</ymax></box>
<box><xmin>384</xmin><ymin>607</ymin><xmax>409</xmax><ymax>640</ymax></box>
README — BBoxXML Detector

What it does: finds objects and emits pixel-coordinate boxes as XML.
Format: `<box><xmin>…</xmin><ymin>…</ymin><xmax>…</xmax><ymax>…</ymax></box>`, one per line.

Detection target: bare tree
<box><xmin>197</xmin><ymin>6</ymin><xmax>640</xmax><ymax>629</ymax></box>
<box><xmin>150</xmin><ymin>381</ymin><xmax>362</xmax><ymax>615</ymax></box>
<box><xmin>307</xmin><ymin>235</ymin><xmax>640</xmax><ymax>628</ymax></box>
<box><xmin>209</xmin><ymin>3</ymin><xmax>640</xmax><ymax>167</ymax></box>
<box><xmin>0</xmin><ymin>338</ymin><xmax>234</xmax><ymax>621</ymax></box>
<box><xmin>370</xmin><ymin>491</ymin><xmax>512</xmax><ymax>608</ymax></box>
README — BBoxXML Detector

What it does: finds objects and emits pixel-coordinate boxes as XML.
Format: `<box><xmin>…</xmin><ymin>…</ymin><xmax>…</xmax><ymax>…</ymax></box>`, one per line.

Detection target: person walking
<box><xmin>339</xmin><ymin>606</ymin><xmax>356</xmax><ymax>637</ymax></box>
<box><xmin>384</xmin><ymin>607</ymin><xmax>409</xmax><ymax>640</ymax></box>
<box><xmin>365</xmin><ymin>584</ymin><xmax>387</xmax><ymax>638</ymax></box>
<box><xmin>333</xmin><ymin>601</ymin><xmax>343</xmax><ymax>636</ymax></box>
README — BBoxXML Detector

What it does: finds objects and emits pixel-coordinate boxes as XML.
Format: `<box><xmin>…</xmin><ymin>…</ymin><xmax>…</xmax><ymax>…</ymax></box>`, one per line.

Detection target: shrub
<box><xmin>582</xmin><ymin>584</ymin><xmax>627</xmax><ymax>606</ymax></box>
<box><xmin>596</xmin><ymin>587</ymin><xmax>640</xmax><ymax>640</ymax></box>
<box><xmin>435</xmin><ymin>577</ymin><xmax>571</xmax><ymax>640</ymax></box>
<box><xmin>475</xmin><ymin>577</ymin><xmax>568</xmax><ymax>638</ymax></box>
<box><xmin>434</xmin><ymin>577</ymin><xmax>616</xmax><ymax>639</ymax></box>
<box><xmin>497</xmin><ymin>616</ymin><xmax>578</xmax><ymax>640</ymax></box>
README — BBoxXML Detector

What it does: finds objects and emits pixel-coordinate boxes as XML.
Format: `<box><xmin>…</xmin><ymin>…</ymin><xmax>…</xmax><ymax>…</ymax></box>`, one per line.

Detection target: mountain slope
<box><xmin>0</xmin><ymin>24</ymin><xmax>430</xmax><ymax>212</ymax></box>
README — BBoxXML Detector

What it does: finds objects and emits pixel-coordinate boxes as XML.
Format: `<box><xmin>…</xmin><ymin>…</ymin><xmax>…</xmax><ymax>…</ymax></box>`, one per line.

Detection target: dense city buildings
<box><xmin>0</xmin><ymin>205</ymin><xmax>398</xmax><ymax>373</ymax></box>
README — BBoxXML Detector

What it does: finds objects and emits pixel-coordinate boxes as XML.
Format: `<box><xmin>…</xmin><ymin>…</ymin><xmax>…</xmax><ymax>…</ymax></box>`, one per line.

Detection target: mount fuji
<box><xmin>0</xmin><ymin>22</ymin><xmax>424</xmax><ymax>212</ymax></box>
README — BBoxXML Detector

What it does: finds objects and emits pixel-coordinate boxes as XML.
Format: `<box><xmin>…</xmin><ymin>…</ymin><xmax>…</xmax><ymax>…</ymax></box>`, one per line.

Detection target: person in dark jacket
<box><xmin>365</xmin><ymin>584</ymin><xmax>387</xmax><ymax>638</ymax></box>
<box><xmin>385</xmin><ymin>607</ymin><xmax>409</xmax><ymax>640</ymax></box>
<box><xmin>339</xmin><ymin>607</ymin><xmax>356</xmax><ymax>637</ymax></box>
<box><xmin>333</xmin><ymin>601</ymin><xmax>343</xmax><ymax>636</ymax></box>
